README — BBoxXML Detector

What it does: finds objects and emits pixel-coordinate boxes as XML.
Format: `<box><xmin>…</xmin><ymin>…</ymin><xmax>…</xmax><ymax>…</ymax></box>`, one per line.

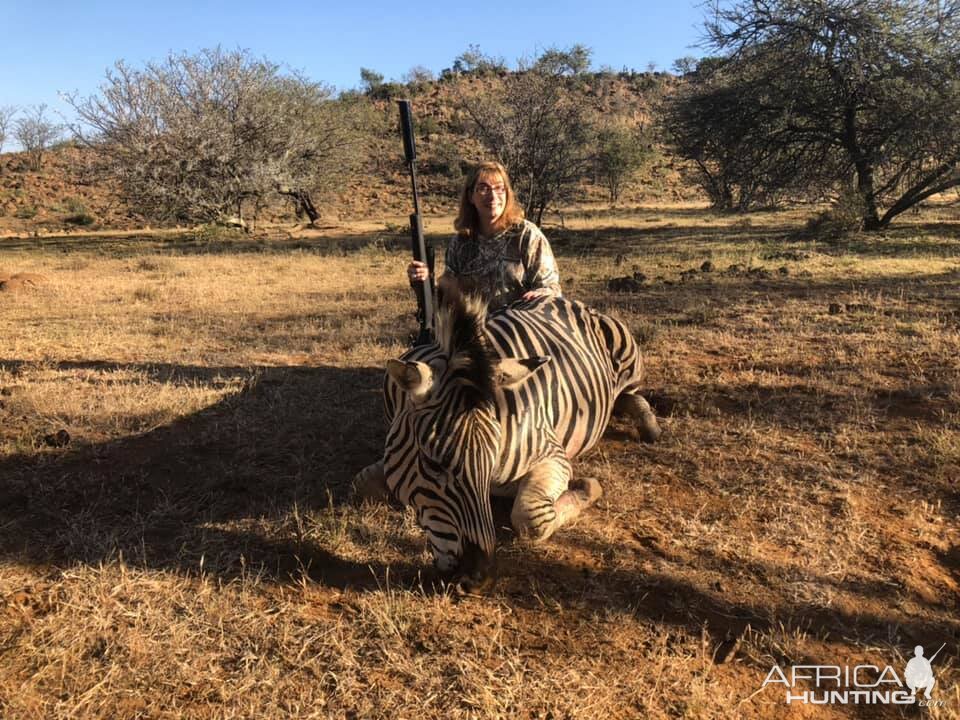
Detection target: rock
<box><xmin>763</xmin><ymin>250</ymin><xmax>811</xmax><ymax>262</ymax></box>
<box><xmin>0</xmin><ymin>279</ymin><xmax>25</xmax><ymax>292</ymax></box>
<box><xmin>607</xmin><ymin>276</ymin><xmax>644</xmax><ymax>293</ymax></box>
<box><xmin>778</xmin><ymin>266</ymin><xmax>790</xmax><ymax>275</ymax></box>
<box><xmin>43</xmin><ymin>429</ymin><xmax>71</xmax><ymax>448</ymax></box>
<box><xmin>0</xmin><ymin>273</ymin><xmax>48</xmax><ymax>293</ymax></box>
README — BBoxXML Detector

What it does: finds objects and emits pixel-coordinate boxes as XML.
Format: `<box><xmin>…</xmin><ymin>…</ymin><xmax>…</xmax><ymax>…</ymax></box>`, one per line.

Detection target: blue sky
<box><xmin>2</xmin><ymin>0</ymin><xmax>706</xmax><ymax>147</ymax></box>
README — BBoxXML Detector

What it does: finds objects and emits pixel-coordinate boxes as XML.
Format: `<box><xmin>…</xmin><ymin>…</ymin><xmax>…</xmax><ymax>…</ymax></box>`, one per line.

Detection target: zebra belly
<box><xmin>490</xmin><ymin>478</ymin><xmax>521</xmax><ymax>498</ymax></box>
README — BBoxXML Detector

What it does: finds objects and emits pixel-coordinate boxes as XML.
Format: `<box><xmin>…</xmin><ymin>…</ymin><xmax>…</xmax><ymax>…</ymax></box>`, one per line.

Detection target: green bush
<box><xmin>805</xmin><ymin>188</ymin><xmax>865</xmax><ymax>238</ymax></box>
<box><xmin>418</xmin><ymin>116</ymin><xmax>441</xmax><ymax>137</ymax></box>
<box><xmin>368</xmin><ymin>82</ymin><xmax>406</xmax><ymax>101</ymax></box>
<box><xmin>14</xmin><ymin>205</ymin><xmax>37</xmax><ymax>219</ymax></box>
<box><xmin>194</xmin><ymin>223</ymin><xmax>245</xmax><ymax>243</ymax></box>
<box><xmin>595</xmin><ymin>125</ymin><xmax>653</xmax><ymax>202</ymax></box>
<box><xmin>65</xmin><ymin>212</ymin><xmax>96</xmax><ymax>226</ymax></box>
<box><xmin>427</xmin><ymin>139</ymin><xmax>462</xmax><ymax>178</ymax></box>
<box><xmin>62</xmin><ymin>196</ymin><xmax>87</xmax><ymax>213</ymax></box>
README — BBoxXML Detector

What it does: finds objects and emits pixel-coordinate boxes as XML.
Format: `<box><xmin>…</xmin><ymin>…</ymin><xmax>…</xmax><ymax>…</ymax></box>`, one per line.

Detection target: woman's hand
<box><xmin>522</xmin><ymin>287</ymin><xmax>555</xmax><ymax>301</ymax></box>
<box><xmin>407</xmin><ymin>260</ymin><xmax>429</xmax><ymax>284</ymax></box>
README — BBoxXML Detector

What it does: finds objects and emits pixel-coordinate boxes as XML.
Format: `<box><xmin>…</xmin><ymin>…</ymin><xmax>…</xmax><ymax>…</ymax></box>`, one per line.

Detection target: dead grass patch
<box><xmin>0</xmin><ymin>203</ymin><xmax>958</xmax><ymax>718</ymax></box>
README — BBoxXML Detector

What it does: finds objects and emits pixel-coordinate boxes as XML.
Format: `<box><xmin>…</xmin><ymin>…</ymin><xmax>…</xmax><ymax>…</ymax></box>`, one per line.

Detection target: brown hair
<box><xmin>454</xmin><ymin>161</ymin><xmax>525</xmax><ymax>238</ymax></box>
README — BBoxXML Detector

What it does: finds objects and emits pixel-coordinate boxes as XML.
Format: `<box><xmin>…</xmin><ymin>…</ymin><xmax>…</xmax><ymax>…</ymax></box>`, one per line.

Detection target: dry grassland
<box><xmin>1</xmin><ymin>202</ymin><xmax>958</xmax><ymax>719</ymax></box>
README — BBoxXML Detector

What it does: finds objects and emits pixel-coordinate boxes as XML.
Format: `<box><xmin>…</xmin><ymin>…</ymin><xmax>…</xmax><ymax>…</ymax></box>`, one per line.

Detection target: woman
<box><xmin>407</xmin><ymin>161</ymin><xmax>561</xmax><ymax>312</ymax></box>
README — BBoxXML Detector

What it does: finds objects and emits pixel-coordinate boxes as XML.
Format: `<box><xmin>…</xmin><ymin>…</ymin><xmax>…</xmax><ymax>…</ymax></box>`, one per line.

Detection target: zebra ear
<box><xmin>387</xmin><ymin>359</ymin><xmax>434</xmax><ymax>398</ymax></box>
<box><xmin>495</xmin><ymin>356</ymin><xmax>551</xmax><ymax>388</ymax></box>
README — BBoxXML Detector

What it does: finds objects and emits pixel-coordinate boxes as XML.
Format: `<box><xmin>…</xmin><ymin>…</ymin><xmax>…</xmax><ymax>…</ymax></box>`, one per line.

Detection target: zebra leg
<box><xmin>511</xmin><ymin>456</ymin><xmax>602</xmax><ymax>543</ymax></box>
<box><xmin>351</xmin><ymin>460</ymin><xmax>391</xmax><ymax>504</ymax></box>
<box><xmin>614</xmin><ymin>392</ymin><xmax>661</xmax><ymax>443</ymax></box>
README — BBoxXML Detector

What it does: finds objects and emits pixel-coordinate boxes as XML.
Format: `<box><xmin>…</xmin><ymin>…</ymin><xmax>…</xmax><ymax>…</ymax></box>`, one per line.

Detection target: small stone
<box><xmin>43</xmin><ymin>429</ymin><xmax>71</xmax><ymax>448</ymax></box>
<box><xmin>607</xmin><ymin>276</ymin><xmax>643</xmax><ymax>293</ymax></box>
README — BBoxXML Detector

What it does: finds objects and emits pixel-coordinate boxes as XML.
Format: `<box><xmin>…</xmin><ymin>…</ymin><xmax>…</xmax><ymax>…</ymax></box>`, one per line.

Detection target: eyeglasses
<box><xmin>474</xmin><ymin>182</ymin><xmax>506</xmax><ymax>197</ymax></box>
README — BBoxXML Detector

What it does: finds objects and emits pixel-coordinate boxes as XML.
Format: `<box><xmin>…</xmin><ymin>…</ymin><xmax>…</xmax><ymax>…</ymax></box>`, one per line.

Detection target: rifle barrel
<box><xmin>398</xmin><ymin>100</ymin><xmax>423</xmax><ymax>217</ymax></box>
<box><xmin>928</xmin><ymin>643</ymin><xmax>946</xmax><ymax>663</ymax></box>
<box><xmin>397</xmin><ymin>99</ymin><xmax>433</xmax><ymax>343</ymax></box>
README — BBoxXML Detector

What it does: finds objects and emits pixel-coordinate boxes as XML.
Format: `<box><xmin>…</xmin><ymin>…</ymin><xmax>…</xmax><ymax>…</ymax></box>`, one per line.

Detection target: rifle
<box><xmin>398</xmin><ymin>99</ymin><xmax>435</xmax><ymax>345</ymax></box>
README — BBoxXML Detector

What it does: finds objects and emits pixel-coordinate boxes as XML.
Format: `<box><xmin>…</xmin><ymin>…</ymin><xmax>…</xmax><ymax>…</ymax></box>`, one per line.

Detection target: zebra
<box><xmin>354</xmin><ymin>291</ymin><xmax>660</xmax><ymax>591</ymax></box>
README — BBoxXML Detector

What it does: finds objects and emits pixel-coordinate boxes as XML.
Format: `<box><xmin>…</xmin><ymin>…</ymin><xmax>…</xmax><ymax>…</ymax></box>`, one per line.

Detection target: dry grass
<box><xmin>1</xmin><ymin>201</ymin><xmax>958</xmax><ymax>718</ymax></box>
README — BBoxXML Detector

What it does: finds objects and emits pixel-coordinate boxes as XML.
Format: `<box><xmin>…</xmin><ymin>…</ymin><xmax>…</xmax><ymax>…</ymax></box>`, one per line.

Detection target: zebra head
<box><xmin>383</xmin><ymin>294</ymin><xmax>548</xmax><ymax>591</ymax></box>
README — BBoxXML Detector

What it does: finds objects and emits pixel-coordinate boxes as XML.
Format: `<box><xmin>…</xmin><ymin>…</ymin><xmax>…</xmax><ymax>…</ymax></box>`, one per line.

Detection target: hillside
<box><xmin>0</xmin><ymin>71</ymin><xmax>696</xmax><ymax>236</ymax></box>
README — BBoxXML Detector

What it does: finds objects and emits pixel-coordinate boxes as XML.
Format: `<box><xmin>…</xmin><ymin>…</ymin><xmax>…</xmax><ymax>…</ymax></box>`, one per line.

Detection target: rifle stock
<box><xmin>398</xmin><ymin>100</ymin><xmax>434</xmax><ymax>345</ymax></box>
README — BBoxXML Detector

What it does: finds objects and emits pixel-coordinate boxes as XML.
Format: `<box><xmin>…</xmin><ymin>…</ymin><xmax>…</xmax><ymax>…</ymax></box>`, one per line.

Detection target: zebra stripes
<box><xmin>359</xmin><ymin>293</ymin><xmax>659</xmax><ymax>587</ymax></box>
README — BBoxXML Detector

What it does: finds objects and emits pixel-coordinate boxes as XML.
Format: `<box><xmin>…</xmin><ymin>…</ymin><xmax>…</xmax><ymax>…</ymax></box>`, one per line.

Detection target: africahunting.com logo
<box><xmin>762</xmin><ymin>644</ymin><xmax>948</xmax><ymax>707</ymax></box>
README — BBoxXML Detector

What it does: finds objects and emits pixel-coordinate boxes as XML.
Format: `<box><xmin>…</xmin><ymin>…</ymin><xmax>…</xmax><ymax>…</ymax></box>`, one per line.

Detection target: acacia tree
<box><xmin>0</xmin><ymin>105</ymin><xmax>17</xmax><ymax>154</ymax></box>
<box><xmin>14</xmin><ymin>104</ymin><xmax>62</xmax><ymax>171</ymax></box>
<box><xmin>662</xmin><ymin>58</ymin><xmax>837</xmax><ymax>210</ymax></box>
<box><xmin>450</xmin><ymin>45</ymin><xmax>508</xmax><ymax>76</ymax></box>
<box><xmin>67</xmin><ymin>48</ymin><xmax>362</xmax><ymax>226</ymax></box>
<box><xmin>533</xmin><ymin>44</ymin><xmax>593</xmax><ymax>76</ymax></box>
<box><xmin>457</xmin><ymin>46</ymin><xmax>597</xmax><ymax>224</ymax></box>
<box><xmin>668</xmin><ymin>0</ymin><xmax>960</xmax><ymax>228</ymax></box>
<box><xmin>594</xmin><ymin>123</ymin><xmax>653</xmax><ymax>203</ymax></box>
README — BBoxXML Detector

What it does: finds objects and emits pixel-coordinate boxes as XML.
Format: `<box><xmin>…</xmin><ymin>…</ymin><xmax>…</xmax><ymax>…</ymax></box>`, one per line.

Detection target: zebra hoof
<box><xmin>351</xmin><ymin>463</ymin><xmax>391</xmax><ymax>504</ymax></box>
<box><xmin>572</xmin><ymin>477</ymin><xmax>603</xmax><ymax>506</ymax></box>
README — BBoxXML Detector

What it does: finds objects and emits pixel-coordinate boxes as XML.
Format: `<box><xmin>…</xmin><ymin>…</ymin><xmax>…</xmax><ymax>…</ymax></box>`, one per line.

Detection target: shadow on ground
<box><xmin>0</xmin><ymin>229</ymin><xmax>435</xmax><ymax>258</ymax></box>
<box><xmin>0</xmin><ymin>361</ymin><xmax>392</xmax><ymax>585</ymax></box>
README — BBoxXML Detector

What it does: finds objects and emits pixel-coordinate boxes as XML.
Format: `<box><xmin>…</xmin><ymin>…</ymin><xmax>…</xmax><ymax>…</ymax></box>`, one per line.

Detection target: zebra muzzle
<box><xmin>449</xmin><ymin>539</ymin><xmax>497</xmax><ymax>594</ymax></box>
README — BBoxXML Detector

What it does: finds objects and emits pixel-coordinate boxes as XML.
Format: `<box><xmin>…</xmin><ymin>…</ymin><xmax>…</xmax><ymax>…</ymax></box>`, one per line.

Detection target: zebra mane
<box><xmin>435</xmin><ymin>283</ymin><xmax>496</xmax><ymax>406</ymax></box>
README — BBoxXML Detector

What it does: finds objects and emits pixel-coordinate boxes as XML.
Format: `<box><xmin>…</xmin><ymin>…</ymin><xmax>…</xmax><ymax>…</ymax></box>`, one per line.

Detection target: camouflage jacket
<box><xmin>441</xmin><ymin>220</ymin><xmax>562</xmax><ymax>312</ymax></box>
